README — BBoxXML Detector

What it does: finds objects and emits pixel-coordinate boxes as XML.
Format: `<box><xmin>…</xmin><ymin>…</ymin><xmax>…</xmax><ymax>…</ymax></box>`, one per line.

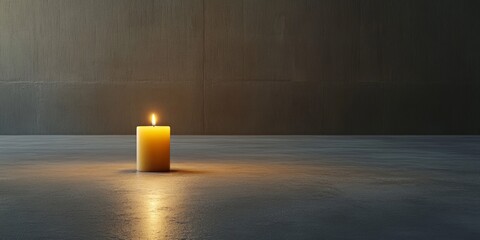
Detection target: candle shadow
<box><xmin>118</xmin><ymin>169</ymin><xmax>137</xmax><ymax>174</ymax></box>
<box><xmin>118</xmin><ymin>169</ymin><xmax>207</xmax><ymax>175</ymax></box>
<box><xmin>169</xmin><ymin>169</ymin><xmax>208</xmax><ymax>174</ymax></box>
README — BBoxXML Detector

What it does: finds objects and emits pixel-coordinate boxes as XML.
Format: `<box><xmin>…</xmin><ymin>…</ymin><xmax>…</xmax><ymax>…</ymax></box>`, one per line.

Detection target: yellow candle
<box><xmin>137</xmin><ymin>114</ymin><xmax>170</xmax><ymax>172</ymax></box>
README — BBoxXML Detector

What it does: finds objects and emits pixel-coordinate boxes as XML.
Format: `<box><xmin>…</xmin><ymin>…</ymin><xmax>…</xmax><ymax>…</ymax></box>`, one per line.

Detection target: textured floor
<box><xmin>0</xmin><ymin>136</ymin><xmax>479</xmax><ymax>239</ymax></box>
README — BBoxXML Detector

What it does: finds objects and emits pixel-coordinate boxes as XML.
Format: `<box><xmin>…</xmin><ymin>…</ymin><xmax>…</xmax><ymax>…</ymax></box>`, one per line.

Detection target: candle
<box><xmin>137</xmin><ymin>114</ymin><xmax>170</xmax><ymax>172</ymax></box>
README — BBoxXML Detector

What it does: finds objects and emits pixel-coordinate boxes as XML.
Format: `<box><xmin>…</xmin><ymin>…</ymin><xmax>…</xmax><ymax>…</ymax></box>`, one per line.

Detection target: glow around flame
<box><xmin>151</xmin><ymin>114</ymin><xmax>157</xmax><ymax>126</ymax></box>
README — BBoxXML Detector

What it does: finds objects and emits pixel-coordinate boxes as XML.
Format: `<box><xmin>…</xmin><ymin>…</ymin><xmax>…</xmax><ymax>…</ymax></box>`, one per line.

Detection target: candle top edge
<box><xmin>136</xmin><ymin>126</ymin><xmax>171</xmax><ymax>128</ymax></box>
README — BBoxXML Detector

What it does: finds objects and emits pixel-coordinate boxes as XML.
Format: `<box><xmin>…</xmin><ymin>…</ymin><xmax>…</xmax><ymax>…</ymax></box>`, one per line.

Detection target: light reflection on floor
<box><xmin>134</xmin><ymin>174</ymin><xmax>172</xmax><ymax>239</ymax></box>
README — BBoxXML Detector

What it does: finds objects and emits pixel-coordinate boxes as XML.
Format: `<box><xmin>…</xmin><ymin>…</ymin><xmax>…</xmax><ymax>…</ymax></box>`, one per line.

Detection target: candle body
<box><xmin>136</xmin><ymin>126</ymin><xmax>170</xmax><ymax>172</ymax></box>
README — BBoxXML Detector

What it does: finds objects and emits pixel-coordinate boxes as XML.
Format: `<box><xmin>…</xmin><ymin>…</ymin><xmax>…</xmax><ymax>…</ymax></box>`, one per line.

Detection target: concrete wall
<box><xmin>1</xmin><ymin>0</ymin><xmax>479</xmax><ymax>134</ymax></box>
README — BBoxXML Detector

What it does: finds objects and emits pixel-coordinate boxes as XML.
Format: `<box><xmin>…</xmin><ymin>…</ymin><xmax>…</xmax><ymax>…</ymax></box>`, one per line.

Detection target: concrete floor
<box><xmin>0</xmin><ymin>136</ymin><xmax>479</xmax><ymax>239</ymax></box>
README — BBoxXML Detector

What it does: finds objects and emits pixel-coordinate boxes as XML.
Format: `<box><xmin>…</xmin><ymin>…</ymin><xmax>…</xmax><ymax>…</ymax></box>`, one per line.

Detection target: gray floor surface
<box><xmin>0</xmin><ymin>136</ymin><xmax>479</xmax><ymax>239</ymax></box>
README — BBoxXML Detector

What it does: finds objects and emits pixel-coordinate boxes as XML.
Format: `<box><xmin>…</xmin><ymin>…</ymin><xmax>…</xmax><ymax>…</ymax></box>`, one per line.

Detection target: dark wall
<box><xmin>1</xmin><ymin>0</ymin><xmax>479</xmax><ymax>134</ymax></box>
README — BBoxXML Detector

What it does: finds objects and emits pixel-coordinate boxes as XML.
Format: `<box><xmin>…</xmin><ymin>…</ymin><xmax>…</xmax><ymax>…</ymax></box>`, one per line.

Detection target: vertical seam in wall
<box><xmin>242</xmin><ymin>0</ymin><xmax>245</xmax><ymax>82</ymax></box>
<box><xmin>33</xmin><ymin>2</ymin><xmax>40</xmax><ymax>134</ymax></box>
<box><xmin>202</xmin><ymin>0</ymin><xmax>206</xmax><ymax>134</ymax></box>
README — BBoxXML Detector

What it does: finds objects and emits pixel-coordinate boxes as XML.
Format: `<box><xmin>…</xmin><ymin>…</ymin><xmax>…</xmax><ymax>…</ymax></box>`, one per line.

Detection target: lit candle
<box><xmin>137</xmin><ymin>114</ymin><xmax>170</xmax><ymax>172</ymax></box>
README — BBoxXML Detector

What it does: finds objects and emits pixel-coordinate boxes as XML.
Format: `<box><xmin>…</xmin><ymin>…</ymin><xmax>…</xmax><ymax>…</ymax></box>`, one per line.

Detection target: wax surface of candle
<box><xmin>136</xmin><ymin>126</ymin><xmax>170</xmax><ymax>172</ymax></box>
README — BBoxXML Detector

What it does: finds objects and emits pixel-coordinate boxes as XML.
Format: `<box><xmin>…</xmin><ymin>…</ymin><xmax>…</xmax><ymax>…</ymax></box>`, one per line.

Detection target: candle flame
<box><xmin>151</xmin><ymin>114</ymin><xmax>157</xmax><ymax>126</ymax></box>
